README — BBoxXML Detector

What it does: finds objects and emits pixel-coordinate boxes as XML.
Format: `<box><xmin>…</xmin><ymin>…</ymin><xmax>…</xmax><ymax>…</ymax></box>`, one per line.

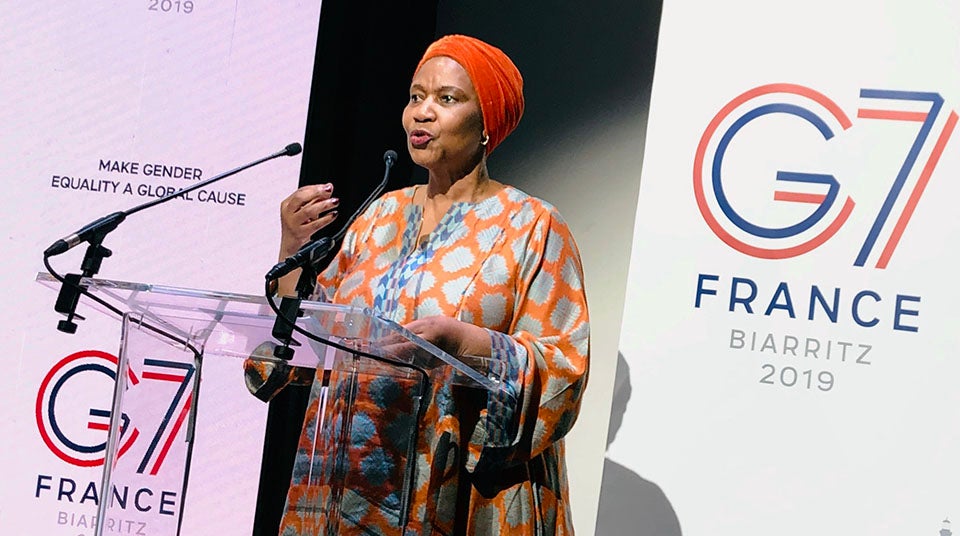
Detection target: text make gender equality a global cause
<box><xmin>49</xmin><ymin>158</ymin><xmax>247</xmax><ymax>206</ymax></box>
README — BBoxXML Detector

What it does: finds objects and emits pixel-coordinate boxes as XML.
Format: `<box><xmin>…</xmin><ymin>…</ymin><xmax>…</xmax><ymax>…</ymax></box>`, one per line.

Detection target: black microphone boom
<box><xmin>44</xmin><ymin>142</ymin><xmax>303</xmax><ymax>334</ymax></box>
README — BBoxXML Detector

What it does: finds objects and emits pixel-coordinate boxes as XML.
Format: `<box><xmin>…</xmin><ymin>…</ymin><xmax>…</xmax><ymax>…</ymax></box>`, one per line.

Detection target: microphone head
<box><xmin>383</xmin><ymin>149</ymin><xmax>398</xmax><ymax>166</ymax></box>
<box><xmin>284</xmin><ymin>143</ymin><xmax>303</xmax><ymax>157</ymax></box>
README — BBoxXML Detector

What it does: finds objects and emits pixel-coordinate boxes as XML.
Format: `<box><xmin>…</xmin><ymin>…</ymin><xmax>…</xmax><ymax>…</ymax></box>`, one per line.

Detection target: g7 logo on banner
<box><xmin>36</xmin><ymin>349</ymin><xmax>195</xmax><ymax>475</ymax></box>
<box><xmin>694</xmin><ymin>83</ymin><xmax>958</xmax><ymax>268</ymax></box>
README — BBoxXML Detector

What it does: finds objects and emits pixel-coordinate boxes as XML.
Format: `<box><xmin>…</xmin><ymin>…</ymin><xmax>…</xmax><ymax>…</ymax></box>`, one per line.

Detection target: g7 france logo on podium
<box><xmin>36</xmin><ymin>349</ymin><xmax>195</xmax><ymax>475</ymax></box>
<box><xmin>694</xmin><ymin>83</ymin><xmax>957</xmax><ymax>268</ymax></box>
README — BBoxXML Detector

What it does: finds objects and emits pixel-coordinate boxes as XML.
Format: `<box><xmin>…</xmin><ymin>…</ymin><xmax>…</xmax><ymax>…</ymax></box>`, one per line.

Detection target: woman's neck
<box><xmin>425</xmin><ymin>160</ymin><xmax>493</xmax><ymax>204</ymax></box>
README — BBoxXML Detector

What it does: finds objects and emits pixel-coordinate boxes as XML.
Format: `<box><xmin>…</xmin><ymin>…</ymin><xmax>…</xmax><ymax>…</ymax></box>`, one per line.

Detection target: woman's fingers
<box><xmin>282</xmin><ymin>184</ymin><xmax>331</xmax><ymax>222</ymax></box>
<box><xmin>303</xmin><ymin>208</ymin><xmax>339</xmax><ymax>235</ymax></box>
<box><xmin>284</xmin><ymin>183</ymin><xmax>333</xmax><ymax>212</ymax></box>
<box><xmin>297</xmin><ymin>196</ymin><xmax>340</xmax><ymax>226</ymax></box>
<box><xmin>280</xmin><ymin>183</ymin><xmax>339</xmax><ymax>252</ymax></box>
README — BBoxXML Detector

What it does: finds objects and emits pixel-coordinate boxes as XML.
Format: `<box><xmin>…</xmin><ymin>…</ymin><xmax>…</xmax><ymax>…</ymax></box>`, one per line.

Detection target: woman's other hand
<box><xmin>403</xmin><ymin>316</ymin><xmax>492</xmax><ymax>358</ymax></box>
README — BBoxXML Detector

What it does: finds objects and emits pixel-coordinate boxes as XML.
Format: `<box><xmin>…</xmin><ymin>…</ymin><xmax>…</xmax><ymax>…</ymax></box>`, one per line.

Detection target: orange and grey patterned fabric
<box><xmin>257</xmin><ymin>185</ymin><xmax>589</xmax><ymax>535</ymax></box>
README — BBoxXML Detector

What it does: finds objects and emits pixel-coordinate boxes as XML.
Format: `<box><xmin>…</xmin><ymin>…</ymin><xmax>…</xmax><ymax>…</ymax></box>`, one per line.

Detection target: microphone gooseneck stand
<box><xmin>269</xmin><ymin>238</ymin><xmax>333</xmax><ymax>360</ymax></box>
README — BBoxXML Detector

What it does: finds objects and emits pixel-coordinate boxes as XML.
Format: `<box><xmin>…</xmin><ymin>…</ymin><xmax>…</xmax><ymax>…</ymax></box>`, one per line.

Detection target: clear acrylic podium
<box><xmin>37</xmin><ymin>273</ymin><xmax>510</xmax><ymax>536</ymax></box>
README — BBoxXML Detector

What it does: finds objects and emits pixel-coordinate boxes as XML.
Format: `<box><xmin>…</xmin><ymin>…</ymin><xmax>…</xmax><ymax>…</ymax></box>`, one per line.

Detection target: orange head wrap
<box><xmin>416</xmin><ymin>34</ymin><xmax>524</xmax><ymax>155</ymax></box>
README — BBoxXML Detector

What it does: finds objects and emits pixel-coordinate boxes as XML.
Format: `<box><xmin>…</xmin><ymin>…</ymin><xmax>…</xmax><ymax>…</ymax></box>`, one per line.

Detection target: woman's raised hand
<box><xmin>279</xmin><ymin>183</ymin><xmax>340</xmax><ymax>258</ymax></box>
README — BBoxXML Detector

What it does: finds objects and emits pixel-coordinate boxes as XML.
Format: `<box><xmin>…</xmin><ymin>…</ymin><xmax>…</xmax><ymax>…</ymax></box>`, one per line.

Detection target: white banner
<box><xmin>610</xmin><ymin>0</ymin><xmax>960</xmax><ymax>534</ymax></box>
<box><xmin>0</xmin><ymin>1</ymin><xmax>321</xmax><ymax>533</ymax></box>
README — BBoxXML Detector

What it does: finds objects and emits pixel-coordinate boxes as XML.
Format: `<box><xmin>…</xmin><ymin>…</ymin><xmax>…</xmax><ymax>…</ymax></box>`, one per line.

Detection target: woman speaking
<box><xmin>258</xmin><ymin>34</ymin><xmax>589</xmax><ymax>535</ymax></box>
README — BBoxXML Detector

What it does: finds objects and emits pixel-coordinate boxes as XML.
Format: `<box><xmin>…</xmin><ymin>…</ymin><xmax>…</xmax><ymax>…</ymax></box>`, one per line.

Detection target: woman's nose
<box><xmin>413</xmin><ymin>98</ymin><xmax>437</xmax><ymax>121</ymax></box>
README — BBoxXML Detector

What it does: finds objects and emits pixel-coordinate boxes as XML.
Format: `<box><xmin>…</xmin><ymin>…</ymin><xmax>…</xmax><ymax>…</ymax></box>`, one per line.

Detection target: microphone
<box><xmin>283</xmin><ymin>143</ymin><xmax>302</xmax><ymax>157</ymax></box>
<box><xmin>265</xmin><ymin>149</ymin><xmax>398</xmax><ymax>281</ymax></box>
<box><xmin>384</xmin><ymin>149</ymin><xmax>397</xmax><ymax>167</ymax></box>
<box><xmin>44</xmin><ymin>142</ymin><xmax>303</xmax><ymax>257</ymax></box>
<box><xmin>44</xmin><ymin>142</ymin><xmax>303</xmax><ymax>334</ymax></box>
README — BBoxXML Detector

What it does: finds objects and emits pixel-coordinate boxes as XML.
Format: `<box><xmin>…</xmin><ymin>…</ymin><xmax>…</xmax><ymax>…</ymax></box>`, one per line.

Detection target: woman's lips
<box><xmin>410</xmin><ymin>130</ymin><xmax>433</xmax><ymax>147</ymax></box>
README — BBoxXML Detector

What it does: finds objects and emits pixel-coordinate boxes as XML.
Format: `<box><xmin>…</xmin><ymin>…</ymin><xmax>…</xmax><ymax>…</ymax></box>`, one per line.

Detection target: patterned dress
<box><xmin>255</xmin><ymin>185</ymin><xmax>589</xmax><ymax>535</ymax></box>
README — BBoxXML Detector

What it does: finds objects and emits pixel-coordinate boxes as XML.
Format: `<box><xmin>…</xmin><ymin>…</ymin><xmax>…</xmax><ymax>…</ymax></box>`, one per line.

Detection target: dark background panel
<box><xmin>297</xmin><ymin>0</ymin><xmax>438</xmax><ymax>224</ymax></box>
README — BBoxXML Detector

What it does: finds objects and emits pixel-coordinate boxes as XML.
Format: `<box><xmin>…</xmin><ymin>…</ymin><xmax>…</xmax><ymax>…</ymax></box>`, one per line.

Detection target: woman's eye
<box><xmin>409</xmin><ymin>94</ymin><xmax>422</xmax><ymax>103</ymax></box>
<box><xmin>440</xmin><ymin>95</ymin><xmax>456</xmax><ymax>103</ymax></box>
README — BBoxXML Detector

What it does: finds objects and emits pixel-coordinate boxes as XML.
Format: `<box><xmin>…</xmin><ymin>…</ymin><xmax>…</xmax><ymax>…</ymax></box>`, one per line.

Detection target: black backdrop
<box><xmin>297</xmin><ymin>0</ymin><xmax>439</xmax><ymax>213</ymax></box>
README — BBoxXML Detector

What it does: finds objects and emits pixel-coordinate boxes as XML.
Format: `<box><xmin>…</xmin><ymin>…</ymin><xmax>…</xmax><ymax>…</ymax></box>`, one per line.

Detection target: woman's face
<box><xmin>402</xmin><ymin>56</ymin><xmax>485</xmax><ymax>175</ymax></box>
